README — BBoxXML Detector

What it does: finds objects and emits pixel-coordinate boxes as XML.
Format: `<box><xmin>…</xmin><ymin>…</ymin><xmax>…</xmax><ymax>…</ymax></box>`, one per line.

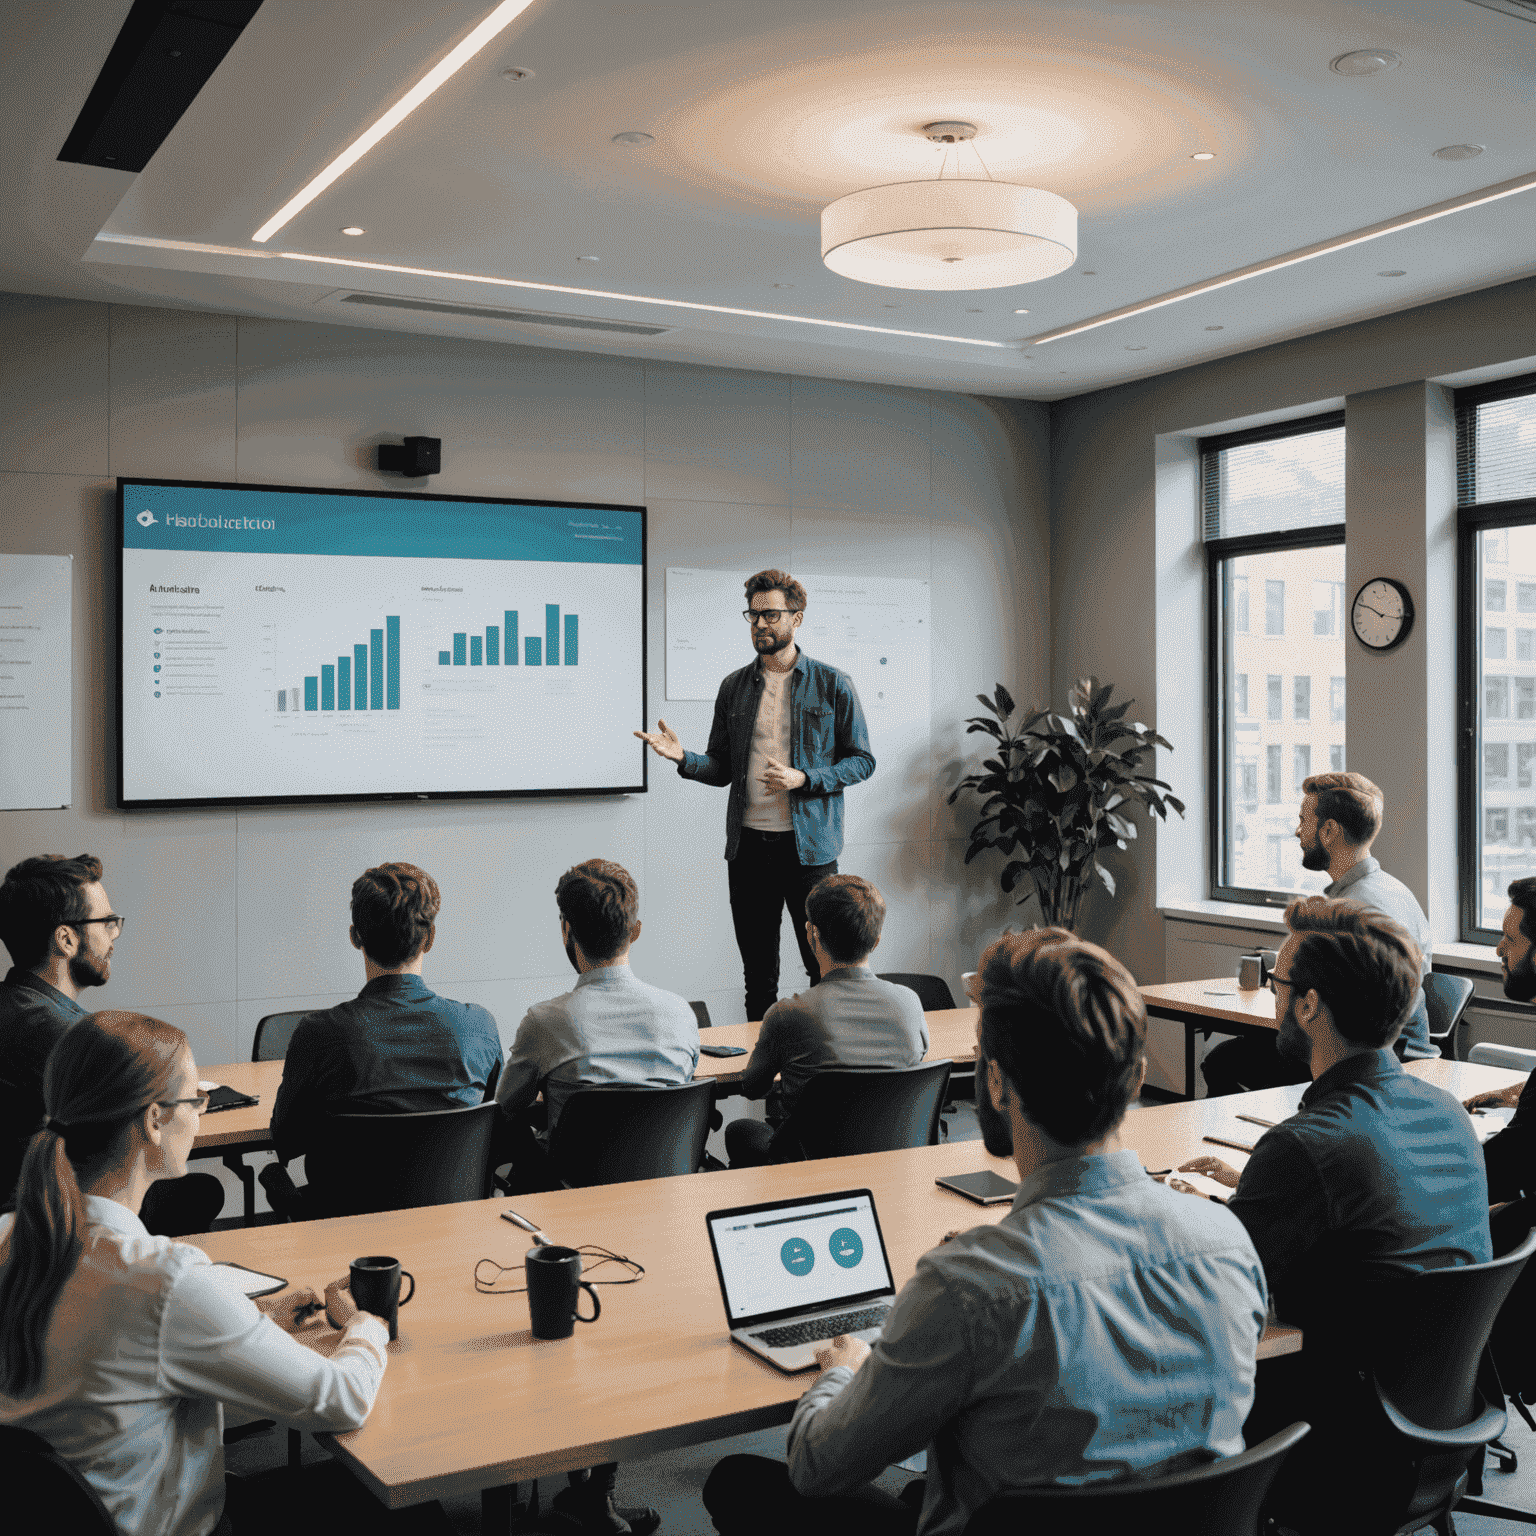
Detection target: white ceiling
<box><xmin>3</xmin><ymin>0</ymin><xmax>1534</xmax><ymax>399</ymax></box>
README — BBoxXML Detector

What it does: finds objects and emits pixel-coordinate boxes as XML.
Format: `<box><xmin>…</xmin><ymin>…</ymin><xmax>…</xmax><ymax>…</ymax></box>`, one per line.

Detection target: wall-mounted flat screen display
<box><xmin>117</xmin><ymin>479</ymin><xmax>646</xmax><ymax>808</ymax></box>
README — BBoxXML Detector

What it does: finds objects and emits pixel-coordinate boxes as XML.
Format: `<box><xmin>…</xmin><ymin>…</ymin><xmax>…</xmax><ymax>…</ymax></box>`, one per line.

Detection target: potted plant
<box><xmin>948</xmin><ymin>677</ymin><xmax>1185</xmax><ymax>931</ymax></box>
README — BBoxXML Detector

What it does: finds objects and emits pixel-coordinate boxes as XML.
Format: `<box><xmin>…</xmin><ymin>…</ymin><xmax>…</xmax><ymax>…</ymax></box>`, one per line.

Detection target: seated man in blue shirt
<box><xmin>705</xmin><ymin>929</ymin><xmax>1270</xmax><ymax>1536</ymax></box>
<box><xmin>1180</xmin><ymin>896</ymin><xmax>1491</xmax><ymax>1534</ymax></box>
<box><xmin>265</xmin><ymin>862</ymin><xmax>501</xmax><ymax>1217</ymax></box>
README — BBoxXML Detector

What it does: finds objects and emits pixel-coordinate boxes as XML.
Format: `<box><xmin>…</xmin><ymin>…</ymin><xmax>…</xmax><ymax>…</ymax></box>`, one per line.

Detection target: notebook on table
<box><xmin>705</xmin><ymin>1188</ymin><xmax>897</xmax><ymax>1373</ymax></box>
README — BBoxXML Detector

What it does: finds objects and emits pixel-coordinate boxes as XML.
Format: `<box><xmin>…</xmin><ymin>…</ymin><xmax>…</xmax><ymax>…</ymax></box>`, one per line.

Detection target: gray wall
<box><xmin>0</xmin><ymin>294</ymin><xmax>1051</xmax><ymax>1069</ymax></box>
<box><xmin>1049</xmin><ymin>276</ymin><xmax>1536</xmax><ymax>999</ymax></box>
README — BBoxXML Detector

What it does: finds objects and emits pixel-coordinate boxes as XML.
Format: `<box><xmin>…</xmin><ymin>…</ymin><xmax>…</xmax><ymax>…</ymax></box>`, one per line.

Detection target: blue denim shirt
<box><xmin>678</xmin><ymin>650</ymin><xmax>875</xmax><ymax>864</ymax></box>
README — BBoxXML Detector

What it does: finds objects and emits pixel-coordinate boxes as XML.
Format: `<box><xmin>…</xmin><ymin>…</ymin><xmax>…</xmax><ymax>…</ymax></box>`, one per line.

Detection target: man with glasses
<box><xmin>0</xmin><ymin>854</ymin><xmax>223</xmax><ymax>1232</ymax></box>
<box><xmin>636</xmin><ymin>570</ymin><xmax>875</xmax><ymax>1022</ymax></box>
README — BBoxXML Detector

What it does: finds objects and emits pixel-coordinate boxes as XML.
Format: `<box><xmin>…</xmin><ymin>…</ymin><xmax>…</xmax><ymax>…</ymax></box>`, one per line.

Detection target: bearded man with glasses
<box><xmin>636</xmin><ymin>569</ymin><xmax>875</xmax><ymax>1023</ymax></box>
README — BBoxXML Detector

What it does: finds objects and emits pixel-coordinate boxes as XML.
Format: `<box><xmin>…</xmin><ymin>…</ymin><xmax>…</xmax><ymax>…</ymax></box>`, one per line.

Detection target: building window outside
<box><xmin>1487</xmin><ymin>677</ymin><xmax>1510</xmax><ymax>719</ymax></box>
<box><xmin>1266</xmin><ymin>744</ymin><xmax>1282</xmax><ymax>803</ymax></box>
<box><xmin>1488</xmin><ymin>808</ymin><xmax>1510</xmax><ymax>843</ymax></box>
<box><xmin>1486</xmin><ymin>742</ymin><xmax>1511</xmax><ymax>786</ymax></box>
<box><xmin>1293</xmin><ymin>744</ymin><xmax>1311</xmax><ymax>792</ymax></box>
<box><xmin>1265</xmin><ymin>580</ymin><xmax>1286</xmax><ymax>635</ymax></box>
<box><xmin>1519</xmin><ymin>629</ymin><xmax>1536</xmax><ymax>661</ymax></box>
<box><xmin>1330</xmin><ymin>744</ymin><xmax>1345</xmax><ymax>772</ymax></box>
<box><xmin>1267</xmin><ymin>674</ymin><xmax>1282</xmax><ymax>721</ymax></box>
<box><xmin>1488</xmin><ymin>627</ymin><xmax>1508</xmax><ymax>660</ymax></box>
<box><xmin>1313</xmin><ymin>581</ymin><xmax>1342</xmax><ymax>636</ymax></box>
<box><xmin>1294</xmin><ymin>676</ymin><xmax>1311</xmax><ymax>721</ymax></box>
<box><xmin>1235</xmin><ymin>674</ymin><xmax>1248</xmax><ymax>715</ymax></box>
<box><xmin>1266</xmin><ymin>835</ymin><xmax>1291</xmax><ymax>889</ymax></box>
<box><xmin>1520</xmin><ymin>743</ymin><xmax>1536</xmax><ymax>789</ymax></box>
<box><xmin>1330</xmin><ymin>676</ymin><xmax>1345</xmax><ymax>722</ymax></box>
<box><xmin>1520</xmin><ymin>807</ymin><xmax>1536</xmax><ymax>846</ymax></box>
<box><xmin>1488</xmin><ymin>580</ymin><xmax>1507</xmax><ymax>612</ymax></box>
<box><xmin>1234</xmin><ymin>576</ymin><xmax>1249</xmax><ymax>633</ymax></box>
<box><xmin>1519</xmin><ymin>678</ymin><xmax>1536</xmax><ymax>720</ymax></box>
<box><xmin>1239</xmin><ymin>761</ymin><xmax>1258</xmax><ymax>808</ymax></box>
<box><xmin>1520</xmin><ymin>582</ymin><xmax>1536</xmax><ymax>613</ymax></box>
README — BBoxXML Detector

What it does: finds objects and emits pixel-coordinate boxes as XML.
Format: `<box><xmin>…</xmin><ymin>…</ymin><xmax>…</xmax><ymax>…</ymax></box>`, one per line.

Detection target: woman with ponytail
<box><xmin>0</xmin><ymin>1011</ymin><xmax>391</xmax><ymax>1535</ymax></box>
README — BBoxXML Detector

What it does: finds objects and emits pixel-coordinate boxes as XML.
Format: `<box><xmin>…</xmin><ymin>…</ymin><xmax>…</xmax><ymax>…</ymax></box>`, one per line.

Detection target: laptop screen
<box><xmin>708</xmin><ymin>1190</ymin><xmax>894</xmax><ymax>1324</ymax></box>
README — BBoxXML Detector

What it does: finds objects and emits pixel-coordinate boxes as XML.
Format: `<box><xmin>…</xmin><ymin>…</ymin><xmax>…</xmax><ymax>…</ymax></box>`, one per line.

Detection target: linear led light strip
<box><xmin>1030</xmin><ymin>167</ymin><xmax>1536</xmax><ymax>345</ymax></box>
<box><xmin>92</xmin><ymin>235</ymin><xmax>1009</xmax><ymax>347</ymax></box>
<box><xmin>252</xmin><ymin>0</ymin><xmax>538</xmax><ymax>244</ymax></box>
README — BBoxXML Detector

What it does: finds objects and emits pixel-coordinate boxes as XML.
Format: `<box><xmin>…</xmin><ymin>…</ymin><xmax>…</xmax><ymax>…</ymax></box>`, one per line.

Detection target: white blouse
<box><xmin>0</xmin><ymin>1194</ymin><xmax>388</xmax><ymax>1536</ymax></box>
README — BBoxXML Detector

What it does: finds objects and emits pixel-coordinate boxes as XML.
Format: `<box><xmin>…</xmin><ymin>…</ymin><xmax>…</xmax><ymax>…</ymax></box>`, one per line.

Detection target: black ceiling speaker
<box><xmin>58</xmin><ymin>1</ymin><xmax>265</xmax><ymax>173</ymax></box>
<box><xmin>377</xmin><ymin>437</ymin><xmax>442</xmax><ymax>478</ymax></box>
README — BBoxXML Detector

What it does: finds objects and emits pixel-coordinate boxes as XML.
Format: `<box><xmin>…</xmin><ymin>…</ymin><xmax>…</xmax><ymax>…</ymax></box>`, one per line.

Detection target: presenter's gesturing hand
<box><xmin>760</xmin><ymin>756</ymin><xmax>807</xmax><ymax>792</ymax></box>
<box><xmin>634</xmin><ymin>719</ymin><xmax>686</xmax><ymax>763</ymax></box>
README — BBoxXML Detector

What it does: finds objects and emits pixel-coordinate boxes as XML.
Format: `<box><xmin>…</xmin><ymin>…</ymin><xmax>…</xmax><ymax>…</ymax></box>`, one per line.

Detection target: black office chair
<box><xmin>876</xmin><ymin>973</ymin><xmax>957</xmax><ymax>1011</ymax></box>
<box><xmin>772</xmin><ymin>1060</ymin><xmax>952</xmax><ymax>1162</ymax></box>
<box><xmin>0</xmin><ymin>1425</ymin><xmax>115</xmax><ymax>1535</ymax></box>
<box><xmin>252</xmin><ymin>1009</ymin><xmax>312</xmax><ymax>1061</ymax></box>
<box><xmin>547</xmin><ymin>1081</ymin><xmax>717</xmax><ymax>1188</ymax></box>
<box><xmin>963</xmin><ymin>1422</ymin><xmax>1309</xmax><ymax>1536</ymax></box>
<box><xmin>1424</xmin><ymin>973</ymin><xmax>1475</xmax><ymax>1062</ymax></box>
<box><xmin>690</xmin><ymin>1000</ymin><xmax>713</xmax><ymax>1029</ymax></box>
<box><xmin>301</xmin><ymin>1100</ymin><xmax>501</xmax><ymax>1218</ymax></box>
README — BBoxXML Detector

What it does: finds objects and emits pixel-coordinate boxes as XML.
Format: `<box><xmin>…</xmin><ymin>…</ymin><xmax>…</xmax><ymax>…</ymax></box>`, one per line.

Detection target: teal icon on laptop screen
<box><xmin>829</xmin><ymin>1228</ymin><xmax>863</xmax><ymax>1268</ymax></box>
<box><xmin>780</xmin><ymin>1236</ymin><xmax>815</xmax><ymax>1276</ymax></box>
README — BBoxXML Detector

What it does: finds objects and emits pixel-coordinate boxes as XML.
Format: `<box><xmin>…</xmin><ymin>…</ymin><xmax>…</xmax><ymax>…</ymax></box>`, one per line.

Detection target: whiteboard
<box><xmin>663</xmin><ymin>568</ymin><xmax>930</xmax><ymax>770</ymax></box>
<box><xmin>0</xmin><ymin>553</ymin><xmax>72</xmax><ymax>811</ymax></box>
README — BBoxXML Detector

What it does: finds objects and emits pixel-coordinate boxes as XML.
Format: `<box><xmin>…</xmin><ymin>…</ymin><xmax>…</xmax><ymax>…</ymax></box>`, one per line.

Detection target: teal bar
<box><xmin>486</xmin><ymin>626</ymin><xmax>499</xmax><ymax>665</ymax></box>
<box><xmin>369</xmin><ymin>630</ymin><xmax>384</xmax><ymax>709</ymax></box>
<box><xmin>386</xmin><ymin>616</ymin><xmax>399</xmax><ymax>709</ymax></box>
<box><xmin>453</xmin><ymin>632</ymin><xmax>467</xmax><ymax>666</ymax></box>
<box><xmin>439</xmin><ymin>650</ymin><xmax>451</xmax><ymax>665</ymax></box>
<box><xmin>505</xmin><ymin>611</ymin><xmax>518</xmax><ymax>664</ymax></box>
<box><xmin>337</xmin><ymin>656</ymin><xmax>351</xmax><ymax>710</ymax></box>
<box><xmin>304</xmin><ymin>676</ymin><xmax>317</xmax><ymax>711</ymax></box>
<box><xmin>470</xmin><ymin>635</ymin><xmax>483</xmax><ymax>665</ymax></box>
<box><xmin>545</xmin><ymin>604</ymin><xmax>560</xmax><ymax>666</ymax></box>
<box><xmin>277</xmin><ymin>691</ymin><xmax>285</xmax><ymax>712</ymax></box>
<box><xmin>526</xmin><ymin>636</ymin><xmax>541</xmax><ymax>666</ymax></box>
<box><xmin>354</xmin><ymin>644</ymin><xmax>368</xmax><ymax>709</ymax></box>
<box><xmin>320</xmin><ymin>665</ymin><xmax>335</xmax><ymax>711</ymax></box>
<box><xmin>564</xmin><ymin>613</ymin><xmax>578</xmax><ymax>666</ymax></box>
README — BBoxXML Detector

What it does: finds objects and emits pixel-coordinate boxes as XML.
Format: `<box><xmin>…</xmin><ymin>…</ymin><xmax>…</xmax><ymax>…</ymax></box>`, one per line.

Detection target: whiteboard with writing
<box><xmin>0</xmin><ymin>553</ymin><xmax>72</xmax><ymax>811</ymax></box>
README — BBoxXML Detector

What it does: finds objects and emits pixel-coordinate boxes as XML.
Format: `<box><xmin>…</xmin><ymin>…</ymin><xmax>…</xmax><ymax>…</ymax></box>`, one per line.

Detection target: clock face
<box><xmin>1351</xmin><ymin>578</ymin><xmax>1413</xmax><ymax>651</ymax></box>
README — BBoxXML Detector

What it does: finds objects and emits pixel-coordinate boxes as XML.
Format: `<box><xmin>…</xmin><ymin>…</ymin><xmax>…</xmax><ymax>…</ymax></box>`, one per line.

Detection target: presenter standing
<box><xmin>637</xmin><ymin>570</ymin><xmax>874</xmax><ymax>1021</ymax></box>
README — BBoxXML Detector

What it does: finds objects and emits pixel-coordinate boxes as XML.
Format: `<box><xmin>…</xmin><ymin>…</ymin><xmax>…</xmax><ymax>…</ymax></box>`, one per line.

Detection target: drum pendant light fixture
<box><xmin>821</xmin><ymin>122</ymin><xmax>1077</xmax><ymax>291</ymax></box>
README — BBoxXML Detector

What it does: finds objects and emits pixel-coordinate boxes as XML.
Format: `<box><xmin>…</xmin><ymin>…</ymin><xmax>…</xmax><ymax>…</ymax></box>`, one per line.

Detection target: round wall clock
<box><xmin>1351</xmin><ymin>577</ymin><xmax>1414</xmax><ymax>651</ymax></box>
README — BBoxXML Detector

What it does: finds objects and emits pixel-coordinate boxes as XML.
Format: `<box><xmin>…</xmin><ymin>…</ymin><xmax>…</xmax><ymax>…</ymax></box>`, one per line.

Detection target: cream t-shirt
<box><xmin>743</xmin><ymin>665</ymin><xmax>794</xmax><ymax>830</ymax></box>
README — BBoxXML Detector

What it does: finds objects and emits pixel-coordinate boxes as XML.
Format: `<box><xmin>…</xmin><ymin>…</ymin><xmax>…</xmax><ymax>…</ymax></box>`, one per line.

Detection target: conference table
<box><xmin>192</xmin><ymin>1055</ymin><xmax>1523</xmax><ymax>1531</ymax></box>
<box><xmin>1140</xmin><ymin>980</ymin><xmax>1279</xmax><ymax>1099</ymax></box>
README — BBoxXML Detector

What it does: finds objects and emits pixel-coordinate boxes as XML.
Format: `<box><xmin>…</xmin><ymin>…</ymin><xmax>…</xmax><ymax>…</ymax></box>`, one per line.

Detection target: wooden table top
<box><xmin>1139</xmin><ymin>980</ymin><xmax>1278</xmax><ymax>1030</ymax></box>
<box><xmin>188</xmin><ymin>1054</ymin><xmax>1525</xmax><ymax>1509</ymax></box>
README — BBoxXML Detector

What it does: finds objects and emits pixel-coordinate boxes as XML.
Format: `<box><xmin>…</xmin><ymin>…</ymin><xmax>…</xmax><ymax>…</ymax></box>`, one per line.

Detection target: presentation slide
<box><xmin>711</xmin><ymin>1194</ymin><xmax>892</xmax><ymax>1321</ymax></box>
<box><xmin>118</xmin><ymin>480</ymin><xmax>645</xmax><ymax>807</ymax></box>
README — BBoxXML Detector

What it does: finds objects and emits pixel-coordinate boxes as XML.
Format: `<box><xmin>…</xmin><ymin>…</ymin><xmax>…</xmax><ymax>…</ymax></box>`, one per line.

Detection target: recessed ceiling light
<box><xmin>772</xmin><ymin>282</ymin><xmax>794</xmax><ymax>289</ymax></box>
<box><xmin>577</xmin><ymin>255</ymin><xmax>600</xmax><ymax>263</ymax></box>
<box><xmin>1434</xmin><ymin>143</ymin><xmax>1484</xmax><ymax>161</ymax></box>
<box><xmin>1378</xmin><ymin>269</ymin><xmax>1407</xmax><ymax>276</ymax></box>
<box><xmin>611</xmin><ymin>130</ymin><xmax>653</xmax><ymax>146</ymax></box>
<box><xmin>1205</xmin><ymin>325</ymin><xmax>1224</xmax><ymax>331</ymax></box>
<box><xmin>1082</xmin><ymin>270</ymin><xmax>1097</xmax><ymax>275</ymax></box>
<box><xmin>251</xmin><ymin>0</ymin><xmax>539</xmax><ymax>243</ymax></box>
<box><xmin>883</xmin><ymin>303</ymin><xmax>900</xmax><ymax>308</ymax></box>
<box><xmin>501</xmin><ymin>67</ymin><xmax>534</xmax><ymax>82</ymax></box>
<box><xmin>1013</xmin><ymin>308</ymin><xmax>1030</xmax><ymax>314</ymax></box>
<box><xmin>966</xmin><ymin>307</ymin><xmax>983</xmax><ymax>313</ymax></box>
<box><xmin>1125</xmin><ymin>345</ymin><xmax>1147</xmax><ymax>351</ymax></box>
<box><xmin>1330</xmin><ymin>49</ymin><xmax>1400</xmax><ymax>76</ymax></box>
<box><xmin>1190</xmin><ymin>152</ymin><xmax>1216</xmax><ymax>161</ymax></box>
<box><xmin>340</xmin><ymin>226</ymin><xmax>366</xmax><ymax>236</ymax></box>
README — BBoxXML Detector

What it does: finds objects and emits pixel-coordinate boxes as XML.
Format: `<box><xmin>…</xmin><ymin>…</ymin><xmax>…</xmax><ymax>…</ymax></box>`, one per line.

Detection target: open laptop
<box><xmin>705</xmin><ymin>1188</ymin><xmax>898</xmax><ymax>1372</ymax></box>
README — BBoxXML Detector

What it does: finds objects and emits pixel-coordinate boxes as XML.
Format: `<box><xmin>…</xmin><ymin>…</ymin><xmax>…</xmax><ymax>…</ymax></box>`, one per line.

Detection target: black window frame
<box><xmin>1456</xmin><ymin>370</ymin><xmax>1536</xmax><ymax>945</ymax></box>
<box><xmin>1205</xmin><ymin>409</ymin><xmax>1346</xmax><ymax>907</ymax></box>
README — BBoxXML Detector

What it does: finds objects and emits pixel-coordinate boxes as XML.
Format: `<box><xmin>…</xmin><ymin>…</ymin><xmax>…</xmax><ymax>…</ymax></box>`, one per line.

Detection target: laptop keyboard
<box><xmin>750</xmin><ymin>1305</ymin><xmax>891</xmax><ymax>1349</ymax></box>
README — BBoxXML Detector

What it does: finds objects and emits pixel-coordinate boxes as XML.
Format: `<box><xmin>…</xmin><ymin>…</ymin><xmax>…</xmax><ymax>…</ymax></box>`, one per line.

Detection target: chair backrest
<box><xmin>251</xmin><ymin>1010</ymin><xmax>312</xmax><ymax>1061</ymax></box>
<box><xmin>877</xmin><ymin>972</ymin><xmax>957</xmax><ymax>1011</ymax></box>
<box><xmin>0</xmin><ymin>1425</ymin><xmax>116</xmax><ymax>1534</ymax></box>
<box><xmin>1469</xmin><ymin>1041</ymin><xmax>1536</xmax><ymax>1074</ymax></box>
<box><xmin>1423</xmin><ymin>972</ymin><xmax>1475</xmax><ymax>1046</ymax></box>
<box><xmin>776</xmin><ymin>1060</ymin><xmax>952</xmax><ymax>1161</ymax></box>
<box><xmin>689</xmin><ymin>1000</ymin><xmax>713</xmax><ymax>1029</ymax></box>
<box><xmin>962</xmin><ymin>1422</ymin><xmax>1310</xmax><ymax>1536</ymax></box>
<box><xmin>308</xmin><ymin>1100</ymin><xmax>501</xmax><ymax>1217</ymax></box>
<box><xmin>548</xmin><ymin>1080</ymin><xmax>717</xmax><ymax>1188</ymax></box>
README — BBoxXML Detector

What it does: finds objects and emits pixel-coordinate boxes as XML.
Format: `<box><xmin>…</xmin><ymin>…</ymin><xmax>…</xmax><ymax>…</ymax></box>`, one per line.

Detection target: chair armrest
<box><xmin>1376</xmin><ymin>1392</ymin><xmax>1507</xmax><ymax>1453</ymax></box>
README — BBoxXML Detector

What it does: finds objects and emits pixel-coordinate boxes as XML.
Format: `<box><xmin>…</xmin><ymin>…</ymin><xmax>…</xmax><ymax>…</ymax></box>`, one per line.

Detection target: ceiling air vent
<box><xmin>338</xmin><ymin>292</ymin><xmax>671</xmax><ymax>336</ymax></box>
<box><xmin>1464</xmin><ymin>0</ymin><xmax>1536</xmax><ymax>20</ymax></box>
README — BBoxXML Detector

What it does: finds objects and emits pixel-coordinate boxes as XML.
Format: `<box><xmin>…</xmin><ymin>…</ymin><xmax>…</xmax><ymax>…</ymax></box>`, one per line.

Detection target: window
<box><xmin>1208</xmin><ymin>412</ymin><xmax>1344</xmax><ymax>903</ymax></box>
<box><xmin>1330</xmin><ymin>744</ymin><xmax>1345</xmax><ymax>772</ymax></box>
<box><xmin>1265</xmin><ymin>580</ymin><xmax>1286</xmax><ymax>635</ymax></box>
<box><xmin>1458</xmin><ymin>372</ymin><xmax>1536</xmax><ymax>940</ymax></box>
<box><xmin>1293</xmin><ymin>744</ymin><xmax>1311</xmax><ymax>792</ymax></box>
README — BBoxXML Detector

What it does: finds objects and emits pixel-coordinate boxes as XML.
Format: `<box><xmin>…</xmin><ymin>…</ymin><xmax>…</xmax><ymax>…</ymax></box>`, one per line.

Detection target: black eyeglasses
<box><xmin>159</xmin><ymin>1094</ymin><xmax>210</xmax><ymax>1115</ymax></box>
<box><xmin>744</xmin><ymin>609</ymin><xmax>800</xmax><ymax>625</ymax></box>
<box><xmin>73</xmin><ymin>914</ymin><xmax>126</xmax><ymax>935</ymax></box>
<box><xmin>1264</xmin><ymin>971</ymin><xmax>1294</xmax><ymax>994</ymax></box>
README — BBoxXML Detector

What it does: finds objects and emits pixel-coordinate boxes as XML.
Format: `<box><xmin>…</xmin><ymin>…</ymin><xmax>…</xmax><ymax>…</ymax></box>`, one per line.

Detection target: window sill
<box><xmin>1158</xmin><ymin>899</ymin><xmax>1289</xmax><ymax>935</ymax></box>
<box><xmin>1431</xmin><ymin>941</ymin><xmax>1501</xmax><ymax>976</ymax></box>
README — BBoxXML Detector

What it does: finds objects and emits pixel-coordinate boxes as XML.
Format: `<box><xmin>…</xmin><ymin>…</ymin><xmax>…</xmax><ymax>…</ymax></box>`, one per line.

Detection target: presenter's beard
<box><xmin>69</xmin><ymin>948</ymin><xmax>111</xmax><ymax>989</ymax></box>
<box><xmin>975</xmin><ymin>1073</ymin><xmax>1014</xmax><ymax>1159</ymax></box>
<box><xmin>1275</xmin><ymin>996</ymin><xmax>1312</xmax><ymax>1066</ymax></box>
<box><xmin>1299</xmin><ymin>836</ymin><xmax>1330</xmax><ymax>872</ymax></box>
<box><xmin>1505</xmin><ymin>952</ymin><xmax>1536</xmax><ymax>1003</ymax></box>
<box><xmin>753</xmin><ymin>629</ymin><xmax>793</xmax><ymax>656</ymax></box>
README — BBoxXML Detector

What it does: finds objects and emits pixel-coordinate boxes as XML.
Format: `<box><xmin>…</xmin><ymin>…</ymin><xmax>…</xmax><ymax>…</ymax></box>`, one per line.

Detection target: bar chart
<box><xmin>277</xmin><ymin>615</ymin><xmax>401</xmax><ymax>712</ymax></box>
<box><xmin>437</xmin><ymin>605</ymin><xmax>578</xmax><ymax>668</ymax></box>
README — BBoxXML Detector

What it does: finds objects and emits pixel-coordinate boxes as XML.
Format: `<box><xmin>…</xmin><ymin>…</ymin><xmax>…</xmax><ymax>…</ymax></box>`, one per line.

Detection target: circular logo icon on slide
<box><xmin>780</xmin><ymin>1237</ymin><xmax>815</xmax><ymax>1276</ymax></box>
<box><xmin>829</xmin><ymin>1228</ymin><xmax>864</xmax><ymax>1268</ymax></box>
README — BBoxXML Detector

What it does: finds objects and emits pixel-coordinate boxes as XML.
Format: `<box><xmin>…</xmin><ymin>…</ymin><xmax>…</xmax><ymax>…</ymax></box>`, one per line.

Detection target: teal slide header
<box><xmin>120</xmin><ymin>481</ymin><xmax>642</xmax><ymax>566</ymax></box>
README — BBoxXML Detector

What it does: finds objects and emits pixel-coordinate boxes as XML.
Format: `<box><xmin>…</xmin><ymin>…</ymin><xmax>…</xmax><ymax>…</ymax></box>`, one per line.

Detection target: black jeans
<box><xmin>703</xmin><ymin>1455</ymin><xmax>919</xmax><ymax>1536</ymax></box>
<box><xmin>1200</xmin><ymin>1034</ymin><xmax>1311</xmax><ymax>1097</ymax></box>
<box><xmin>728</xmin><ymin>829</ymin><xmax>836</xmax><ymax>1022</ymax></box>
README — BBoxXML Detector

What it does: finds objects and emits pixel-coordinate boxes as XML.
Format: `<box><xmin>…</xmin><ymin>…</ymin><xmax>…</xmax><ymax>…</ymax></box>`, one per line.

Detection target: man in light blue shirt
<box><xmin>704</xmin><ymin>929</ymin><xmax>1269</xmax><ymax>1536</ymax></box>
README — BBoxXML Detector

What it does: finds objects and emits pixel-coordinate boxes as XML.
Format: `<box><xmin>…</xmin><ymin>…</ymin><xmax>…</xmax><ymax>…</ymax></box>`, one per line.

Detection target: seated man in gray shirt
<box><xmin>704</xmin><ymin>929</ymin><xmax>1269</xmax><ymax>1536</ymax></box>
<box><xmin>723</xmin><ymin>874</ymin><xmax>928</xmax><ymax>1167</ymax></box>
<box><xmin>1204</xmin><ymin>770</ymin><xmax>1435</xmax><ymax>1095</ymax></box>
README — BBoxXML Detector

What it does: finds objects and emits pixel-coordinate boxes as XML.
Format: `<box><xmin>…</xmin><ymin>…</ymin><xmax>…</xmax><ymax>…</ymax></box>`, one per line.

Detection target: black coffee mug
<box><xmin>350</xmin><ymin>1255</ymin><xmax>415</xmax><ymax>1341</ymax></box>
<box><xmin>526</xmin><ymin>1245</ymin><xmax>601</xmax><ymax>1340</ymax></box>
